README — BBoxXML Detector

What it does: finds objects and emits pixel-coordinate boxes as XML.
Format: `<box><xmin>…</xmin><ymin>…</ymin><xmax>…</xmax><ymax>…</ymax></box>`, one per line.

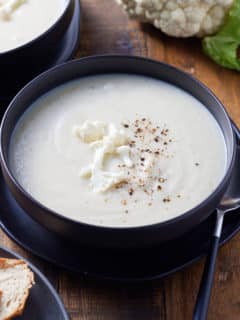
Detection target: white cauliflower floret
<box><xmin>116</xmin><ymin>0</ymin><xmax>234</xmax><ymax>37</ymax></box>
<box><xmin>73</xmin><ymin>120</ymin><xmax>106</xmax><ymax>143</ymax></box>
<box><xmin>76</xmin><ymin>121</ymin><xmax>133</xmax><ymax>193</ymax></box>
<box><xmin>88</xmin><ymin>170</ymin><xmax>127</xmax><ymax>193</ymax></box>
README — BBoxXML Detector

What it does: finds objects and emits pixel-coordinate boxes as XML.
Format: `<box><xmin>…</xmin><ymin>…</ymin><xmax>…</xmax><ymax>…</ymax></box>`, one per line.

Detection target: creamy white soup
<box><xmin>0</xmin><ymin>0</ymin><xmax>67</xmax><ymax>53</ymax></box>
<box><xmin>9</xmin><ymin>75</ymin><xmax>227</xmax><ymax>227</ymax></box>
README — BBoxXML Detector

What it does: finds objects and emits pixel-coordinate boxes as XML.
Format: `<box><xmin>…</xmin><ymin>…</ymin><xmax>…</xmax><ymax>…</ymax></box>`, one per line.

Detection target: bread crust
<box><xmin>0</xmin><ymin>258</ymin><xmax>25</xmax><ymax>269</ymax></box>
<box><xmin>0</xmin><ymin>258</ymin><xmax>34</xmax><ymax>320</ymax></box>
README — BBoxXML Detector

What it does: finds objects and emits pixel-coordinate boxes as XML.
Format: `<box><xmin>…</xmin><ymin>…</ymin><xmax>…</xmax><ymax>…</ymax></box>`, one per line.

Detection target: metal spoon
<box><xmin>193</xmin><ymin>144</ymin><xmax>240</xmax><ymax>320</ymax></box>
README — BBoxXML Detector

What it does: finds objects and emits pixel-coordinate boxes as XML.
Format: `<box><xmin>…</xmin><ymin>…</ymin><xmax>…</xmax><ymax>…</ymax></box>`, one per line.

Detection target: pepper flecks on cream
<box><xmin>74</xmin><ymin>116</ymin><xmax>180</xmax><ymax>211</ymax></box>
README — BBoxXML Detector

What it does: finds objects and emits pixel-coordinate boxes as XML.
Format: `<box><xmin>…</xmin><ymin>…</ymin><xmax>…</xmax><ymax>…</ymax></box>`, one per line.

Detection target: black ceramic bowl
<box><xmin>0</xmin><ymin>56</ymin><xmax>236</xmax><ymax>249</ymax></box>
<box><xmin>0</xmin><ymin>0</ymin><xmax>75</xmax><ymax>99</ymax></box>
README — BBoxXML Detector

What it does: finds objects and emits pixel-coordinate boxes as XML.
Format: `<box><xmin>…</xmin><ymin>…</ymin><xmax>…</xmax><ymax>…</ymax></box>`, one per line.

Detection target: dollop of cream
<box><xmin>74</xmin><ymin>120</ymin><xmax>106</xmax><ymax>143</ymax></box>
<box><xmin>0</xmin><ymin>0</ymin><xmax>26</xmax><ymax>20</ymax></box>
<box><xmin>74</xmin><ymin>121</ymin><xmax>133</xmax><ymax>193</ymax></box>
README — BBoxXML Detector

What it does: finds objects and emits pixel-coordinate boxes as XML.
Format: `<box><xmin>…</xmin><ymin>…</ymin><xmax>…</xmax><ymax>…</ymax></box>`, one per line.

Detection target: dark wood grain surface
<box><xmin>1</xmin><ymin>1</ymin><xmax>240</xmax><ymax>319</ymax></box>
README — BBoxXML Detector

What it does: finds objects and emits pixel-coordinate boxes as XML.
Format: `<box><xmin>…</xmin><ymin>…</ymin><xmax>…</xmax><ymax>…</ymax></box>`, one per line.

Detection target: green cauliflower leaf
<box><xmin>203</xmin><ymin>0</ymin><xmax>240</xmax><ymax>71</ymax></box>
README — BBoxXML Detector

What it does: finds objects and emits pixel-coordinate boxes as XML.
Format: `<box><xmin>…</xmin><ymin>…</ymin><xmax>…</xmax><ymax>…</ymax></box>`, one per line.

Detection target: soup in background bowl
<box><xmin>0</xmin><ymin>56</ymin><xmax>236</xmax><ymax>248</ymax></box>
<box><xmin>0</xmin><ymin>0</ymin><xmax>69</xmax><ymax>53</ymax></box>
<box><xmin>0</xmin><ymin>0</ymin><xmax>75</xmax><ymax>100</ymax></box>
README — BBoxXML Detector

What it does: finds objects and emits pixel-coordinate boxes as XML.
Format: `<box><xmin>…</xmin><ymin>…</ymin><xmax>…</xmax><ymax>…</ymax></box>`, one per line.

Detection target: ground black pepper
<box><xmin>118</xmin><ymin>116</ymin><xmax>174</xmax><ymax>209</ymax></box>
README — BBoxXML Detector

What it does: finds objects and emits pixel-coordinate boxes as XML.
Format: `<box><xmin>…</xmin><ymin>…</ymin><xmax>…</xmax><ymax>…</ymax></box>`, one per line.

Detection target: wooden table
<box><xmin>1</xmin><ymin>1</ymin><xmax>240</xmax><ymax>319</ymax></box>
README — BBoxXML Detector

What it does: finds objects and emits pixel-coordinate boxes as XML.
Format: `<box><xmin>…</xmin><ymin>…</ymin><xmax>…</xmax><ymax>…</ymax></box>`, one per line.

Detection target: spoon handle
<box><xmin>193</xmin><ymin>210</ymin><xmax>224</xmax><ymax>320</ymax></box>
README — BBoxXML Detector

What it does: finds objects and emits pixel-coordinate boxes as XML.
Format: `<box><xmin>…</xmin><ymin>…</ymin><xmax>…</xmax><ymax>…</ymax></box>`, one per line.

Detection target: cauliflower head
<box><xmin>116</xmin><ymin>0</ymin><xmax>234</xmax><ymax>37</ymax></box>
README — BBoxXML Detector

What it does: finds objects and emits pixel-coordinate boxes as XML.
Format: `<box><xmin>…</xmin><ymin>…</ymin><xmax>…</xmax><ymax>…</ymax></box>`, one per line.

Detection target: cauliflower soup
<box><xmin>9</xmin><ymin>74</ymin><xmax>227</xmax><ymax>227</ymax></box>
<box><xmin>0</xmin><ymin>0</ymin><xmax>67</xmax><ymax>53</ymax></box>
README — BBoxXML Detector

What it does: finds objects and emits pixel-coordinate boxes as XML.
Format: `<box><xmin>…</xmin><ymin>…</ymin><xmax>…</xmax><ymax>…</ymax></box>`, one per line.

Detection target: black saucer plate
<box><xmin>1</xmin><ymin>125</ymin><xmax>240</xmax><ymax>283</ymax></box>
<box><xmin>0</xmin><ymin>0</ymin><xmax>80</xmax><ymax>108</ymax></box>
<box><xmin>0</xmin><ymin>246</ymin><xmax>69</xmax><ymax>319</ymax></box>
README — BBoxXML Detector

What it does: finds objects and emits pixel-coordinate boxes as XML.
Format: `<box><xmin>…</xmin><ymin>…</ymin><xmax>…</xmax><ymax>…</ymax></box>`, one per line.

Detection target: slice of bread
<box><xmin>0</xmin><ymin>258</ymin><xmax>34</xmax><ymax>320</ymax></box>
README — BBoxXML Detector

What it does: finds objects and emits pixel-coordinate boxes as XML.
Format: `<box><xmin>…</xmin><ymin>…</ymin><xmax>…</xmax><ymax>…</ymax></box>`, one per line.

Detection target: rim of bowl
<box><xmin>0</xmin><ymin>0</ymin><xmax>72</xmax><ymax>56</ymax></box>
<box><xmin>0</xmin><ymin>55</ymin><xmax>237</xmax><ymax>231</ymax></box>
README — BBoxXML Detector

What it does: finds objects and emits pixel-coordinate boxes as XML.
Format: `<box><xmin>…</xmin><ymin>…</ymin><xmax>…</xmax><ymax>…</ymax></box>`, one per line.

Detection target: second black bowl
<box><xmin>0</xmin><ymin>0</ymin><xmax>75</xmax><ymax>100</ymax></box>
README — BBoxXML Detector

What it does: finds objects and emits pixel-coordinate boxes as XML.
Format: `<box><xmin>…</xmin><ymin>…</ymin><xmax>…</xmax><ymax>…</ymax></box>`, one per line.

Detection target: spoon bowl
<box><xmin>218</xmin><ymin>197</ymin><xmax>240</xmax><ymax>212</ymax></box>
